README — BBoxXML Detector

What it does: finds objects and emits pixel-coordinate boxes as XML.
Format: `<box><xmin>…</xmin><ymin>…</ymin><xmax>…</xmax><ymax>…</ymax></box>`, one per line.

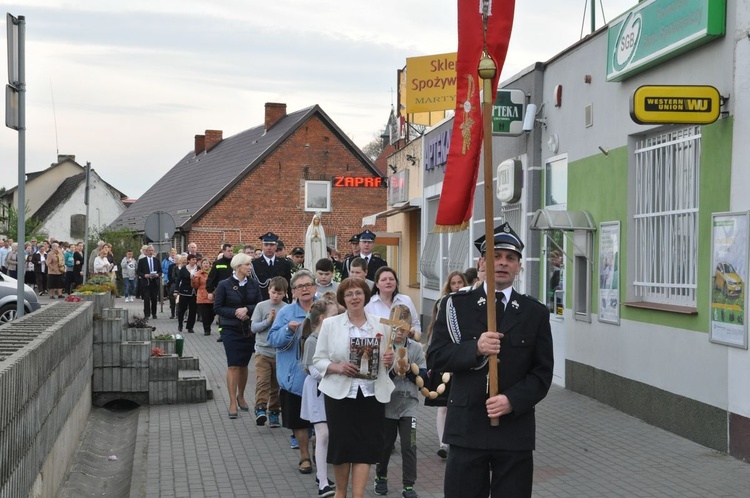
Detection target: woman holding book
<box><xmin>313</xmin><ymin>277</ymin><xmax>395</xmax><ymax>498</ymax></box>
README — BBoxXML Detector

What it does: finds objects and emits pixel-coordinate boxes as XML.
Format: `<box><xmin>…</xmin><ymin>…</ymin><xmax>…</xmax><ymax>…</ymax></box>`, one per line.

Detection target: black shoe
<box><xmin>178</xmin><ymin>329</ymin><xmax>183</xmax><ymax>333</ymax></box>
<box><xmin>152</xmin><ymin>315</ymin><xmax>157</xmax><ymax>319</ymax></box>
<box><xmin>217</xmin><ymin>337</ymin><xmax>223</xmax><ymax>342</ymax></box>
<box><xmin>170</xmin><ymin>315</ymin><xmax>175</xmax><ymax>319</ymax></box>
<box><xmin>316</xmin><ymin>478</ymin><xmax>335</xmax><ymax>488</ymax></box>
<box><xmin>188</xmin><ymin>329</ymin><xmax>194</xmax><ymax>333</ymax></box>
<box><xmin>318</xmin><ymin>486</ymin><xmax>335</xmax><ymax>497</ymax></box>
<box><xmin>204</xmin><ymin>332</ymin><xmax>211</xmax><ymax>336</ymax></box>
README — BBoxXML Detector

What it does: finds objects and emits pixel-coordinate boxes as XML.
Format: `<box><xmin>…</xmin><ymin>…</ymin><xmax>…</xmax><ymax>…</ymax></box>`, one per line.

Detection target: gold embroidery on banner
<box><xmin>460</xmin><ymin>74</ymin><xmax>476</xmax><ymax>154</ymax></box>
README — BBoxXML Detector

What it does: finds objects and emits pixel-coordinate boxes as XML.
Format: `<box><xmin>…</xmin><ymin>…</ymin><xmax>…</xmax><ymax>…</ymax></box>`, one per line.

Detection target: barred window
<box><xmin>419</xmin><ymin>232</ymin><xmax>441</xmax><ymax>290</ymax></box>
<box><xmin>633</xmin><ymin>126</ymin><xmax>700</xmax><ymax>307</ymax></box>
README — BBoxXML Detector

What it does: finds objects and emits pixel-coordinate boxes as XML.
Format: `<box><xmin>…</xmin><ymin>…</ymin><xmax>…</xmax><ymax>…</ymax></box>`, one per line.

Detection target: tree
<box><xmin>0</xmin><ymin>202</ymin><xmax>46</xmax><ymax>242</ymax></box>
<box><xmin>361</xmin><ymin>130</ymin><xmax>387</xmax><ymax>161</ymax></box>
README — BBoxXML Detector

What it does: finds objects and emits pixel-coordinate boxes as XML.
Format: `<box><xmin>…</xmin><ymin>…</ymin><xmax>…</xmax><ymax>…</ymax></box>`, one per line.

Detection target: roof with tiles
<box><xmin>109</xmin><ymin>104</ymin><xmax>380</xmax><ymax>233</ymax></box>
<box><xmin>32</xmin><ymin>170</ymin><xmax>126</xmax><ymax>223</ymax></box>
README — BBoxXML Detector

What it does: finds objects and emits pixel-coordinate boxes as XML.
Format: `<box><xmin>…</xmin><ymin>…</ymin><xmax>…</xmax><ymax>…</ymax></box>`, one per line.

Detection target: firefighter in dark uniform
<box><xmin>341</xmin><ymin>229</ymin><xmax>387</xmax><ymax>281</ymax></box>
<box><xmin>426</xmin><ymin>223</ymin><xmax>554</xmax><ymax>498</ymax></box>
<box><xmin>206</xmin><ymin>243</ymin><xmax>235</xmax><ymax>342</ymax></box>
<box><xmin>251</xmin><ymin>232</ymin><xmax>293</xmax><ymax>301</ymax></box>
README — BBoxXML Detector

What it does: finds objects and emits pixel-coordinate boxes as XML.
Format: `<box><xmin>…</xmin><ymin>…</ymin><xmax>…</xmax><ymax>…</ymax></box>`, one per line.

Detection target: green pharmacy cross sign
<box><xmin>492</xmin><ymin>89</ymin><xmax>526</xmax><ymax>136</ymax></box>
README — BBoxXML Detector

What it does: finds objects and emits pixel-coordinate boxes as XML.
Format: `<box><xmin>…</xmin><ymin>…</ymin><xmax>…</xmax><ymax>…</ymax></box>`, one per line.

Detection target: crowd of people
<box><xmin>0</xmin><ymin>219</ymin><xmax>553</xmax><ymax>498</ymax></box>
<box><xmin>204</xmin><ymin>222</ymin><xmax>552</xmax><ymax>498</ymax></box>
<box><xmin>0</xmin><ymin>236</ymin><xmax>85</xmax><ymax>297</ymax></box>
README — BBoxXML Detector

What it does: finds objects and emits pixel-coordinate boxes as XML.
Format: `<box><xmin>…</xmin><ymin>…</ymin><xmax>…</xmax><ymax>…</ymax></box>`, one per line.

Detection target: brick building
<box><xmin>109</xmin><ymin>103</ymin><xmax>387</xmax><ymax>257</ymax></box>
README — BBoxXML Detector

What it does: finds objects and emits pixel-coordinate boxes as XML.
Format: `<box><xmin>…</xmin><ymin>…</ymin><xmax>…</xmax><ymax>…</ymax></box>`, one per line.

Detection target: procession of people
<box><xmin>4</xmin><ymin>216</ymin><xmax>551</xmax><ymax>498</ymax></box>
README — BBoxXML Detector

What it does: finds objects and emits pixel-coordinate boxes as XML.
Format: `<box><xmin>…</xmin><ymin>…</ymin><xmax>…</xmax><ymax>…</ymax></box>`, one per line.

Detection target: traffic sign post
<box><xmin>7</xmin><ymin>13</ymin><xmax>25</xmax><ymax>318</ymax></box>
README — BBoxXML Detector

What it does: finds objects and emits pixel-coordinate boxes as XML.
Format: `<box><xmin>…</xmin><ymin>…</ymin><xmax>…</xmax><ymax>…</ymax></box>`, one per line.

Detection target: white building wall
<box><xmin>42</xmin><ymin>174</ymin><xmax>125</xmax><ymax>241</ymax></box>
<box><xmin>14</xmin><ymin>161</ymin><xmax>82</xmax><ymax>214</ymax></box>
<box><xmin>542</xmin><ymin>2</ymin><xmax>741</xmax><ymax>414</ymax></box>
<box><xmin>727</xmin><ymin>1</ymin><xmax>750</xmax><ymax>418</ymax></box>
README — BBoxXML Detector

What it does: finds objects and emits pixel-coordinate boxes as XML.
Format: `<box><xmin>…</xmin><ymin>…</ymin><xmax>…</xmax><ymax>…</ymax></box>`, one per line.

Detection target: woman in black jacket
<box><xmin>214</xmin><ymin>253</ymin><xmax>261</xmax><ymax>418</ymax></box>
<box><xmin>174</xmin><ymin>254</ymin><xmax>199</xmax><ymax>333</ymax></box>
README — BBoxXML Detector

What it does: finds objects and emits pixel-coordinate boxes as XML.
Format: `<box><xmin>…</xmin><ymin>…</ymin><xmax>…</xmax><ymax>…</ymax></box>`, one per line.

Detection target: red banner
<box><xmin>435</xmin><ymin>0</ymin><xmax>515</xmax><ymax>231</ymax></box>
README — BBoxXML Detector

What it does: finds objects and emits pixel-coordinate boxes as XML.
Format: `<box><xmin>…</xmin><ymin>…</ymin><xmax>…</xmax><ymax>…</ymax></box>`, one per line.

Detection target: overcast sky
<box><xmin>1</xmin><ymin>0</ymin><xmax>637</xmax><ymax>198</ymax></box>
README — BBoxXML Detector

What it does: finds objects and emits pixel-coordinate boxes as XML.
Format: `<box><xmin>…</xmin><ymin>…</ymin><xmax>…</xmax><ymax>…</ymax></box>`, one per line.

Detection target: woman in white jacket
<box><xmin>313</xmin><ymin>277</ymin><xmax>395</xmax><ymax>498</ymax></box>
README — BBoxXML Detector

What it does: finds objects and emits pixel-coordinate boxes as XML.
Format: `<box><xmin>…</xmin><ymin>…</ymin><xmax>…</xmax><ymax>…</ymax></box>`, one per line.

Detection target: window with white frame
<box><xmin>633</xmin><ymin>126</ymin><xmax>700</xmax><ymax>307</ymax></box>
<box><xmin>304</xmin><ymin>180</ymin><xmax>331</xmax><ymax>212</ymax></box>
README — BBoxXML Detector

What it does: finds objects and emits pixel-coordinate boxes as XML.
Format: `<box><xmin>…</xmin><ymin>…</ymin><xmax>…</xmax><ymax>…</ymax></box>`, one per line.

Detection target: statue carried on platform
<box><xmin>304</xmin><ymin>212</ymin><xmax>326</xmax><ymax>271</ymax></box>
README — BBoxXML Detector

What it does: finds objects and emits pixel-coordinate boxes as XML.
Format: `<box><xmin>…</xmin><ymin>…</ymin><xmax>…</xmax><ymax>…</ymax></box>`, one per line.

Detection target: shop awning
<box><xmin>362</xmin><ymin>198</ymin><xmax>421</xmax><ymax>227</ymax></box>
<box><xmin>529</xmin><ymin>209</ymin><xmax>596</xmax><ymax>232</ymax></box>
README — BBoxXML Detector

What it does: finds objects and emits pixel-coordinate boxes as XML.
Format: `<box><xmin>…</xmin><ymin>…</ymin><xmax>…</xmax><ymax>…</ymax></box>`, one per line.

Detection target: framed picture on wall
<box><xmin>709</xmin><ymin>211</ymin><xmax>749</xmax><ymax>349</ymax></box>
<box><xmin>598</xmin><ymin>221</ymin><xmax>620</xmax><ymax>325</ymax></box>
<box><xmin>305</xmin><ymin>180</ymin><xmax>331</xmax><ymax>212</ymax></box>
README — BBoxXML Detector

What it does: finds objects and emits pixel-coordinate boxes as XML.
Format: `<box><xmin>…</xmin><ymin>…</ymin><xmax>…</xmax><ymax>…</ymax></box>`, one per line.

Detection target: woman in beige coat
<box><xmin>46</xmin><ymin>243</ymin><xmax>65</xmax><ymax>299</ymax></box>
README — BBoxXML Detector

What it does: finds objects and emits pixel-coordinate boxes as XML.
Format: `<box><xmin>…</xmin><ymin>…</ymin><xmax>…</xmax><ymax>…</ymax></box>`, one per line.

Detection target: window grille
<box><xmin>447</xmin><ymin>230</ymin><xmax>470</xmax><ymax>274</ymax></box>
<box><xmin>633</xmin><ymin>126</ymin><xmax>700</xmax><ymax>306</ymax></box>
<box><xmin>419</xmin><ymin>232</ymin><xmax>441</xmax><ymax>289</ymax></box>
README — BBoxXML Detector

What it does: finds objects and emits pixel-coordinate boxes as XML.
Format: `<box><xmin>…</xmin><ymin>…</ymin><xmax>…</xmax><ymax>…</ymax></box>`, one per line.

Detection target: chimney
<box><xmin>205</xmin><ymin>130</ymin><xmax>223</xmax><ymax>152</ymax></box>
<box><xmin>194</xmin><ymin>134</ymin><xmax>205</xmax><ymax>154</ymax></box>
<box><xmin>264</xmin><ymin>102</ymin><xmax>287</xmax><ymax>131</ymax></box>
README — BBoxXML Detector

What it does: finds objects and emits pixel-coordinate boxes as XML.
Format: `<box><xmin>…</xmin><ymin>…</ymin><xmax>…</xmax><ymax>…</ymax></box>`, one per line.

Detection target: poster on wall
<box><xmin>709</xmin><ymin>212</ymin><xmax>749</xmax><ymax>349</ymax></box>
<box><xmin>598</xmin><ymin>222</ymin><xmax>620</xmax><ymax>325</ymax></box>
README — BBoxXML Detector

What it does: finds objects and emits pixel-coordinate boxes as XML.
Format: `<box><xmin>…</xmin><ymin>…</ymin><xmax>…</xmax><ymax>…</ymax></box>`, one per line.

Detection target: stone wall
<box><xmin>0</xmin><ymin>302</ymin><xmax>93</xmax><ymax>498</ymax></box>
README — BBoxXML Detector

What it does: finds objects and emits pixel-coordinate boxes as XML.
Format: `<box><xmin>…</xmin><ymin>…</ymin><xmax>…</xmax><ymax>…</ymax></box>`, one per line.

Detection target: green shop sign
<box><xmin>606</xmin><ymin>0</ymin><xmax>726</xmax><ymax>82</ymax></box>
<box><xmin>492</xmin><ymin>89</ymin><xmax>526</xmax><ymax>136</ymax></box>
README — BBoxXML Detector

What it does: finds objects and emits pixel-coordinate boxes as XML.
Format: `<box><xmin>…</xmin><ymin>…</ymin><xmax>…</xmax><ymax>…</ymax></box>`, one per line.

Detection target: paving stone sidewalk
<box><xmin>122</xmin><ymin>298</ymin><xmax>750</xmax><ymax>497</ymax></box>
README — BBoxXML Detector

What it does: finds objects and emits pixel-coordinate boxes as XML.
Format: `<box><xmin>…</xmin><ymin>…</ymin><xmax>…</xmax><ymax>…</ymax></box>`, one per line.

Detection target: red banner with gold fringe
<box><xmin>435</xmin><ymin>0</ymin><xmax>515</xmax><ymax>232</ymax></box>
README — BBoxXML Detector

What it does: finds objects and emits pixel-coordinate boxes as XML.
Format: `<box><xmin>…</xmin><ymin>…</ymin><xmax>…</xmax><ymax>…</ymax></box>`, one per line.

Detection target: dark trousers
<box><xmin>142</xmin><ymin>282</ymin><xmax>158</xmax><ymax>318</ymax></box>
<box><xmin>177</xmin><ymin>295</ymin><xmax>197</xmax><ymax>332</ymax></box>
<box><xmin>167</xmin><ymin>284</ymin><xmax>176</xmax><ymax>317</ymax></box>
<box><xmin>444</xmin><ymin>446</ymin><xmax>533</xmax><ymax>498</ymax></box>
<box><xmin>35</xmin><ymin>271</ymin><xmax>47</xmax><ymax>293</ymax></box>
<box><xmin>197</xmin><ymin>303</ymin><xmax>215</xmax><ymax>333</ymax></box>
<box><xmin>376</xmin><ymin>416</ymin><xmax>417</xmax><ymax>487</ymax></box>
<box><xmin>64</xmin><ymin>271</ymin><xmax>76</xmax><ymax>294</ymax></box>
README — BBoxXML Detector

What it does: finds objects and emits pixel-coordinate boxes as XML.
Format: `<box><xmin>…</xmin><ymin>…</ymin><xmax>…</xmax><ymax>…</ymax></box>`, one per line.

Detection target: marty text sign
<box><xmin>405</xmin><ymin>52</ymin><xmax>457</xmax><ymax>114</ymax></box>
<box><xmin>630</xmin><ymin>85</ymin><xmax>720</xmax><ymax>124</ymax></box>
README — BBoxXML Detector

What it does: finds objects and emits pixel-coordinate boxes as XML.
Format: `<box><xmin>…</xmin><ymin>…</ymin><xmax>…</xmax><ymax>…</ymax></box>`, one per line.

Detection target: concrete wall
<box><xmin>0</xmin><ymin>301</ymin><xmax>93</xmax><ymax>498</ymax></box>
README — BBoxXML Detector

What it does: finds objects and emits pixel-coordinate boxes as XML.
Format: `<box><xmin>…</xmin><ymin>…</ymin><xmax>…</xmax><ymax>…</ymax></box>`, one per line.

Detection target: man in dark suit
<box><xmin>426</xmin><ymin>223</ymin><xmax>554</xmax><ymax>498</ymax></box>
<box><xmin>136</xmin><ymin>244</ymin><xmax>162</xmax><ymax>320</ymax></box>
<box><xmin>251</xmin><ymin>232</ymin><xmax>292</xmax><ymax>301</ymax></box>
<box><xmin>341</xmin><ymin>229</ymin><xmax>387</xmax><ymax>281</ymax></box>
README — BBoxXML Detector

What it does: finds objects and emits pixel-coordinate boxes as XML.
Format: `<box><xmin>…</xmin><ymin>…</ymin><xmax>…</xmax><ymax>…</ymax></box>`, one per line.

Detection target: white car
<box><xmin>0</xmin><ymin>273</ymin><xmax>41</xmax><ymax>323</ymax></box>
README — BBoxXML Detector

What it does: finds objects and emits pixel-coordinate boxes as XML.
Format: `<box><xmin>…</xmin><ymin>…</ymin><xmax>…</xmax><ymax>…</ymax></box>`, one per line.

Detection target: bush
<box><xmin>75</xmin><ymin>275</ymin><xmax>117</xmax><ymax>295</ymax></box>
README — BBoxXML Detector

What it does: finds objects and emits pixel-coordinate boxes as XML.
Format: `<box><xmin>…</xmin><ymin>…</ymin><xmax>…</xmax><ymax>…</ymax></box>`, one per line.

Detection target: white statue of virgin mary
<box><xmin>304</xmin><ymin>212</ymin><xmax>327</xmax><ymax>271</ymax></box>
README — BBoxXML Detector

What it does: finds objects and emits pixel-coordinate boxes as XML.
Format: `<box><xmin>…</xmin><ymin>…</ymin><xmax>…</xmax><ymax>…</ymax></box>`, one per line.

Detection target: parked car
<box><xmin>715</xmin><ymin>262</ymin><xmax>743</xmax><ymax>298</ymax></box>
<box><xmin>0</xmin><ymin>273</ymin><xmax>41</xmax><ymax>323</ymax></box>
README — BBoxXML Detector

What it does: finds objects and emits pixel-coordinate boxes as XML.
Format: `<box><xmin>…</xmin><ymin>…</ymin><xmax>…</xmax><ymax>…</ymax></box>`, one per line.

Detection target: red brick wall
<box><xmin>188</xmin><ymin>115</ymin><xmax>387</xmax><ymax>259</ymax></box>
<box><xmin>205</xmin><ymin>130</ymin><xmax>223</xmax><ymax>152</ymax></box>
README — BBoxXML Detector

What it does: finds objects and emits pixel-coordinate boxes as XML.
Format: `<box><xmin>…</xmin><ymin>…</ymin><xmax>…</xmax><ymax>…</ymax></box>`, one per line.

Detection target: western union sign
<box><xmin>631</xmin><ymin>85</ymin><xmax>721</xmax><ymax>125</ymax></box>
